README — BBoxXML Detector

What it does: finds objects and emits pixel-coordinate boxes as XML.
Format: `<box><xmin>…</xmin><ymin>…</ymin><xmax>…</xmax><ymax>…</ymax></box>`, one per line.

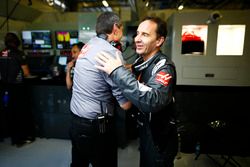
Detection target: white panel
<box><xmin>216</xmin><ymin>25</ymin><xmax>246</xmax><ymax>56</ymax></box>
<box><xmin>182</xmin><ymin>66</ymin><xmax>238</xmax><ymax>80</ymax></box>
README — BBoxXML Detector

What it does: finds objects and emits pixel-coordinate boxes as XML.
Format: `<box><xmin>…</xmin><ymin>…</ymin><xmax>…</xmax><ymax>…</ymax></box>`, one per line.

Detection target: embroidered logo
<box><xmin>1</xmin><ymin>50</ymin><xmax>9</xmax><ymax>57</ymax></box>
<box><xmin>155</xmin><ymin>71</ymin><xmax>172</xmax><ymax>86</ymax></box>
<box><xmin>78</xmin><ymin>44</ymin><xmax>90</xmax><ymax>59</ymax></box>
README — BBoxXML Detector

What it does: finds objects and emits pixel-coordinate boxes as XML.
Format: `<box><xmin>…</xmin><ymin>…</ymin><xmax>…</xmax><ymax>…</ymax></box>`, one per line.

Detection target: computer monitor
<box><xmin>26</xmin><ymin>56</ymin><xmax>54</xmax><ymax>77</ymax></box>
<box><xmin>21</xmin><ymin>30</ymin><xmax>52</xmax><ymax>49</ymax></box>
<box><xmin>55</xmin><ymin>31</ymin><xmax>79</xmax><ymax>49</ymax></box>
<box><xmin>58</xmin><ymin>56</ymin><xmax>68</xmax><ymax>66</ymax></box>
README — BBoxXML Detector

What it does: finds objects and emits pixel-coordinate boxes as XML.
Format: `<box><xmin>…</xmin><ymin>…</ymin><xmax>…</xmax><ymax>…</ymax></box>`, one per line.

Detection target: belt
<box><xmin>71</xmin><ymin>113</ymin><xmax>98</xmax><ymax>124</ymax></box>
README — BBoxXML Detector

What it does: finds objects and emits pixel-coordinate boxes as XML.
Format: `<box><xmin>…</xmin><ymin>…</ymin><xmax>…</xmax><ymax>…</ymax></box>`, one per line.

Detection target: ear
<box><xmin>112</xmin><ymin>24</ymin><xmax>118</xmax><ymax>35</ymax></box>
<box><xmin>156</xmin><ymin>36</ymin><xmax>165</xmax><ymax>47</ymax></box>
<box><xmin>112</xmin><ymin>24</ymin><xmax>121</xmax><ymax>41</ymax></box>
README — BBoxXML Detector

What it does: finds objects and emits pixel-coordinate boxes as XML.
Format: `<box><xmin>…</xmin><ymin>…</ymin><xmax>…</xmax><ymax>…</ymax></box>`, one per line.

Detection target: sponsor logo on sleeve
<box><xmin>1</xmin><ymin>50</ymin><xmax>9</xmax><ymax>57</ymax></box>
<box><xmin>155</xmin><ymin>71</ymin><xmax>172</xmax><ymax>86</ymax></box>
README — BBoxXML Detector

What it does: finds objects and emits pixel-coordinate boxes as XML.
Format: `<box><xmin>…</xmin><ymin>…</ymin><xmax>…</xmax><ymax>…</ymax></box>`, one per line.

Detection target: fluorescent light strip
<box><xmin>102</xmin><ymin>0</ymin><xmax>109</xmax><ymax>7</ymax></box>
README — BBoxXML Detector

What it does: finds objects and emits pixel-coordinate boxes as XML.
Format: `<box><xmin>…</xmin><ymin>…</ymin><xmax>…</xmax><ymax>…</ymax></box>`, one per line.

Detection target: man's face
<box><xmin>115</xmin><ymin>25</ymin><xmax>124</xmax><ymax>42</ymax></box>
<box><xmin>135</xmin><ymin>20</ymin><xmax>162</xmax><ymax>60</ymax></box>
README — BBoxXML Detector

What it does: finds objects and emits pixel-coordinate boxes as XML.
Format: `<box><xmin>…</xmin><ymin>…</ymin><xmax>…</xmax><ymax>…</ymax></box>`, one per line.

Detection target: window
<box><xmin>181</xmin><ymin>25</ymin><xmax>208</xmax><ymax>55</ymax></box>
<box><xmin>216</xmin><ymin>25</ymin><xmax>246</xmax><ymax>56</ymax></box>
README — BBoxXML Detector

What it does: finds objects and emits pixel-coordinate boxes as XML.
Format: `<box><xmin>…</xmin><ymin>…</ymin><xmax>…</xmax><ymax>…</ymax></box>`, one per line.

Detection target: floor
<box><xmin>1</xmin><ymin>137</ymin><xmax>250</xmax><ymax>167</ymax></box>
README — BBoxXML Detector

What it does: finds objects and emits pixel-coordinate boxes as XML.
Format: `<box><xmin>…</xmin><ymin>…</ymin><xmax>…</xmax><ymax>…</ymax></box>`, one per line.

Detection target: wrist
<box><xmin>110</xmin><ymin>65</ymin><xmax>123</xmax><ymax>76</ymax></box>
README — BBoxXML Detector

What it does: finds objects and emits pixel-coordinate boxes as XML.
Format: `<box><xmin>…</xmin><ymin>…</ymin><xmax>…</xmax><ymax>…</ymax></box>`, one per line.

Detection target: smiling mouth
<box><xmin>136</xmin><ymin>45</ymin><xmax>143</xmax><ymax>49</ymax></box>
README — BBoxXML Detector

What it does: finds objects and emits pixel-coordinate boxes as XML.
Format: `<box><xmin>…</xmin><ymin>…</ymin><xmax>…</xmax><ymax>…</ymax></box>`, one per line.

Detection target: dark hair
<box><xmin>72</xmin><ymin>42</ymin><xmax>85</xmax><ymax>50</ymax></box>
<box><xmin>142</xmin><ymin>16</ymin><xmax>167</xmax><ymax>39</ymax></box>
<box><xmin>96</xmin><ymin>12</ymin><xmax>122</xmax><ymax>36</ymax></box>
<box><xmin>4</xmin><ymin>32</ymin><xmax>21</xmax><ymax>48</ymax></box>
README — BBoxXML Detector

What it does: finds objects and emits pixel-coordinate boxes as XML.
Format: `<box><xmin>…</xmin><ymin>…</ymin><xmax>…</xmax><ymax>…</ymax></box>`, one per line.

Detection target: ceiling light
<box><xmin>102</xmin><ymin>0</ymin><xmax>109</xmax><ymax>7</ymax></box>
<box><xmin>47</xmin><ymin>0</ymin><xmax>54</xmax><ymax>6</ymax></box>
<box><xmin>54</xmin><ymin>0</ymin><xmax>61</xmax><ymax>6</ymax></box>
<box><xmin>61</xmin><ymin>3</ymin><xmax>66</xmax><ymax>9</ymax></box>
<box><xmin>82</xmin><ymin>2</ymin><xmax>89</xmax><ymax>7</ymax></box>
<box><xmin>178</xmin><ymin>4</ymin><xmax>184</xmax><ymax>10</ymax></box>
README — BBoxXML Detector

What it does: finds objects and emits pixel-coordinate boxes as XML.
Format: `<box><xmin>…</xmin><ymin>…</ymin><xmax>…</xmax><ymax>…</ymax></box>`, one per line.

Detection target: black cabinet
<box><xmin>30</xmin><ymin>85</ymin><xmax>71</xmax><ymax>139</ymax></box>
<box><xmin>175</xmin><ymin>86</ymin><xmax>250</xmax><ymax>156</ymax></box>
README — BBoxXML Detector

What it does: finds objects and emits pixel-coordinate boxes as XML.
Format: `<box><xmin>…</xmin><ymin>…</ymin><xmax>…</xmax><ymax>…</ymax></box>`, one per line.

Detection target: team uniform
<box><xmin>110</xmin><ymin>51</ymin><xmax>178</xmax><ymax>167</ymax></box>
<box><xmin>0</xmin><ymin>48</ymin><xmax>26</xmax><ymax>84</ymax></box>
<box><xmin>0</xmin><ymin>48</ymin><xmax>34</xmax><ymax>145</ymax></box>
<box><xmin>70</xmin><ymin>36</ymin><xmax>128</xmax><ymax>167</ymax></box>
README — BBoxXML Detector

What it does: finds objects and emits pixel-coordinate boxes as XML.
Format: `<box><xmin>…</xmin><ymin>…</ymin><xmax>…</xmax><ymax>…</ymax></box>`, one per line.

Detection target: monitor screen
<box><xmin>21</xmin><ymin>30</ymin><xmax>52</xmax><ymax>49</ymax></box>
<box><xmin>58</xmin><ymin>56</ymin><xmax>68</xmax><ymax>66</ymax></box>
<box><xmin>26</xmin><ymin>56</ymin><xmax>54</xmax><ymax>77</ymax></box>
<box><xmin>55</xmin><ymin>31</ymin><xmax>79</xmax><ymax>49</ymax></box>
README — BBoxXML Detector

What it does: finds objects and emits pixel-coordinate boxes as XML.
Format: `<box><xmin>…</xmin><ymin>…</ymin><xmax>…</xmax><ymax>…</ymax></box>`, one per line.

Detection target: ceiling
<box><xmin>1</xmin><ymin>0</ymin><xmax>250</xmax><ymax>22</ymax></box>
<box><xmin>8</xmin><ymin>0</ymin><xmax>250</xmax><ymax>12</ymax></box>
<box><xmin>64</xmin><ymin>0</ymin><xmax>250</xmax><ymax>12</ymax></box>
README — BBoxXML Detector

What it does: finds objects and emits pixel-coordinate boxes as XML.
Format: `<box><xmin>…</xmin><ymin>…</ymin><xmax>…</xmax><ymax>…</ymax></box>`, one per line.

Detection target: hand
<box><xmin>95</xmin><ymin>51</ymin><xmax>123</xmax><ymax>75</ymax></box>
<box><xmin>124</xmin><ymin>64</ymin><xmax>132</xmax><ymax>72</ymax></box>
<box><xmin>67</xmin><ymin>61</ymin><xmax>74</xmax><ymax>72</ymax></box>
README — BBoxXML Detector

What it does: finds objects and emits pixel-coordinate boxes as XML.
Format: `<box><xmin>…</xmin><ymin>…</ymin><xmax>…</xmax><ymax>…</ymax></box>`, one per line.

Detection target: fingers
<box><xmin>96</xmin><ymin>52</ymin><xmax>110</xmax><ymax>63</ymax></box>
<box><xmin>94</xmin><ymin>51</ymin><xmax>121</xmax><ymax>75</ymax></box>
<box><xmin>94</xmin><ymin>56</ymin><xmax>111</xmax><ymax>74</ymax></box>
<box><xmin>95</xmin><ymin>56</ymin><xmax>105</xmax><ymax>66</ymax></box>
<box><xmin>94</xmin><ymin>64</ymin><xmax>105</xmax><ymax>71</ymax></box>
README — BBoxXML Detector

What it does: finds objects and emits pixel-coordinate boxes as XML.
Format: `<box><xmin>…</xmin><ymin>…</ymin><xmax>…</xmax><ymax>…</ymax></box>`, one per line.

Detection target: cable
<box><xmin>0</xmin><ymin>0</ymin><xmax>22</xmax><ymax>30</ymax></box>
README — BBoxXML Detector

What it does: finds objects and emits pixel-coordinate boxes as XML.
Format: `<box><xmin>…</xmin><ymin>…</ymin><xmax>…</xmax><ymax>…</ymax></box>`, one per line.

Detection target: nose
<box><xmin>134</xmin><ymin>34</ymin><xmax>140</xmax><ymax>43</ymax></box>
